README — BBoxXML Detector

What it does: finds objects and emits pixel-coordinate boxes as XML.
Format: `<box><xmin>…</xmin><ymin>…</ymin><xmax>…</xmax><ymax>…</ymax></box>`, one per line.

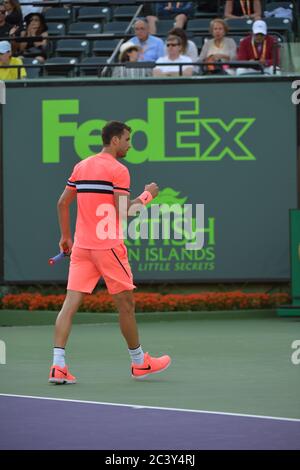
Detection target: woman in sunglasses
<box><xmin>153</xmin><ymin>35</ymin><xmax>193</xmax><ymax>77</ymax></box>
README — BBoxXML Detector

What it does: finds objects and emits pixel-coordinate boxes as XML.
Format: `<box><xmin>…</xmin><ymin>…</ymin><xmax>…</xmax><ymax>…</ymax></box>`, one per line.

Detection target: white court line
<box><xmin>0</xmin><ymin>393</ymin><xmax>300</xmax><ymax>423</ymax></box>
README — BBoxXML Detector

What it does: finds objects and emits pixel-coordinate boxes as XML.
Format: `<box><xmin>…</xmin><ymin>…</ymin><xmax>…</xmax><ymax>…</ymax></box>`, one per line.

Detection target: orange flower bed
<box><xmin>0</xmin><ymin>291</ymin><xmax>290</xmax><ymax>312</ymax></box>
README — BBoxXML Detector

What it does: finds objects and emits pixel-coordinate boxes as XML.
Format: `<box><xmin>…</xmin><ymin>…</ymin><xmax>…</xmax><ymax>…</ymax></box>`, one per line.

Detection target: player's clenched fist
<box><xmin>144</xmin><ymin>182</ymin><xmax>159</xmax><ymax>199</ymax></box>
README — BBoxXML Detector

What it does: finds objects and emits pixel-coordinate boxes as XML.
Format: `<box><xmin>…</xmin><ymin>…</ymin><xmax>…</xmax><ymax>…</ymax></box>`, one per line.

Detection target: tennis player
<box><xmin>49</xmin><ymin>121</ymin><xmax>171</xmax><ymax>384</ymax></box>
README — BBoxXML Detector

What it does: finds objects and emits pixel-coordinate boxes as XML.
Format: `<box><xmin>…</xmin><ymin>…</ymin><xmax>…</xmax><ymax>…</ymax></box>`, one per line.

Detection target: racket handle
<box><xmin>48</xmin><ymin>252</ymin><xmax>66</xmax><ymax>265</ymax></box>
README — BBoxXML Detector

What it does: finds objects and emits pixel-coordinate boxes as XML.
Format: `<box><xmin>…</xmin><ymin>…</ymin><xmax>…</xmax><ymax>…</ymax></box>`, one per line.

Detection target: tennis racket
<box><xmin>48</xmin><ymin>252</ymin><xmax>69</xmax><ymax>265</ymax></box>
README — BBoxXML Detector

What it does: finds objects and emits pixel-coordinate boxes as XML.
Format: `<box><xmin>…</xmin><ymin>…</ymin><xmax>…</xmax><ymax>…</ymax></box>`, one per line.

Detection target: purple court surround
<box><xmin>0</xmin><ymin>395</ymin><xmax>299</xmax><ymax>450</ymax></box>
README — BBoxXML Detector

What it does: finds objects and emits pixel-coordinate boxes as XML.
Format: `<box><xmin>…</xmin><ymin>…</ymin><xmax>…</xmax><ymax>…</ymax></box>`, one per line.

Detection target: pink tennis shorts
<box><xmin>67</xmin><ymin>243</ymin><xmax>135</xmax><ymax>295</ymax></box>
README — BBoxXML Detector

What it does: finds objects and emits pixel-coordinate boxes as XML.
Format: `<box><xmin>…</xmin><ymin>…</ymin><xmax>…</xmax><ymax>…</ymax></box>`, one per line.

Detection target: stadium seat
<box><xmin>22</xmin><ymin>57</ymin><xmax>41</xmax><ymax>78</ymax></box>
<box><xmin>192</xmin><ymin>36</ymin><xmax>204</xmax><ymax>51</ymax></box>
<box><xmin>112</xmin><ymin>6</ymin><xmax>139</xmax><ymax>21</ymax></box>
<box><xmin>224</xmin><ymin>18</ymin><xmax>254</xmax><ymax>32</ymax></box>
<box><xmin>186</xmin><ymin>18</ymin><xmax>215</xmax><ymax>33</ymax></box>
<box><xmin>194</xmin><ymin>11</ymin><xmax>218</xmax><ymax>19</ymax></box>
<box><xmin>68</xmin><ymin>22</ymin><xmax>102</xmax><ymax>36</ymax></box>
<box><xmin>44</xmin><ymin>7</ymin><xmax>72</xmax><ymax>24</ymax></box>
<box><xmin>264</xmin><ymin>0</ymin><xmax>297</xmax><ymax>32</ymax></box>
<box><xmin>265</xmin><ymin>1</ymin><xmax>294</xmax><ymax>9</ymax></box>
<box><xmin>156</xmin><ymin>20</ymin><xmax>175</xmax><ymax>36</ymax></box>
<box><xmin>231</xmin><ymin>35</ymin><xmax>248</xmax><ymax>46</ymax></box>
<box><xmin>46</xmin><ymin>22</ymin><xmax>66</xmax><ymax>36</ymax></box>
<box><xmin>92</xmin><ymin>39</ymin><xmax>120</xmax><ymax>56</ymax></box>
<box><xmin>55</xmin><ymin>39</ymin><xmax>90</xmax><ymax>59</ymax></box>
<box><xmin>77</xmin><ymin>6</ymin><xmax>110</xmax><ymax>23</ymax></box>
<box><xmin>264</xmin><ymin>17</ymin><xmax>293</xmax><ymax>38</ymax></box>
<box><xmin>79</xmin><ymin>56</ymin><xmax>109</xmax><ymax>76</ymax></box>
<box><xmin>271</xmin><ymin>32</ymin><xmax>286</xmax><ymax>43</ymax></box>
<box><xmin>103</xmin><ymin>21</ymin><xmax>131</xmax><ymax>34</ymax></box>
<box><xmin>44</xmin><ymin>56</ymin><xmax>78</xmax><ymax>77</ymax></box>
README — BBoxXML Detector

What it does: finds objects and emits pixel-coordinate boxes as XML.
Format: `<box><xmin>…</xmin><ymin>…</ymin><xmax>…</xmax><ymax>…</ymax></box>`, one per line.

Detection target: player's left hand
<box><xmin>144</xmin><ymin>182</ymin><xmax>159</xmax><ymax>199</ymax></box>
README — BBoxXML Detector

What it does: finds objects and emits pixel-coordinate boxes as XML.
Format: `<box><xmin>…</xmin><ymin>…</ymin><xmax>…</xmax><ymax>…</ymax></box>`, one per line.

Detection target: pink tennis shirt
<box><xmin>66</xmin><ymin>152</ymin><xmax>130</xmax><ymax>249</ymax></box>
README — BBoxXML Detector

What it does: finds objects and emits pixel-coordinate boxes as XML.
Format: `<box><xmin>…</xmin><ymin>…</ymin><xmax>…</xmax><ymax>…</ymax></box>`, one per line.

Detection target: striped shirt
<box><xmin>67</xmin><ymin>152</ymin><xmax>130</xmax><ymax>249</ymax></box>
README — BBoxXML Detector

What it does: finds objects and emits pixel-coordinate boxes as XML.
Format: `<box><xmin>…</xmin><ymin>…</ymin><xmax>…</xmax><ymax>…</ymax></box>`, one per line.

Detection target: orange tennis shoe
<box><xmin>131</xmin><ymin>352</ymin><xmax>171</xmax><ymax>379</ymax></box>
<box><xmin>48</xmin><ymin>365</ymin><xmax>77</xmax><ymax>384</ymax></box>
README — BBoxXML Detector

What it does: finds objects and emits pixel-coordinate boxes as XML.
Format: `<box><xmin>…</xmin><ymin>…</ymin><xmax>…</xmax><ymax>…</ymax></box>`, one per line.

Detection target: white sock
<box><xmin>53</xmin><ymin>347</ymin><xmax>65</xmax><ymax>368</ymax></box>
<box><xmin>128</xmin><ymin>345</ymin><xmax>144</xmax><ymax>365</ymax></box>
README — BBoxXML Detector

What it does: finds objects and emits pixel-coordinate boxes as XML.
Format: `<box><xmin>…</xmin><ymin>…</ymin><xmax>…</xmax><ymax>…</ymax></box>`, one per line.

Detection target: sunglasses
<box><xmin>127</xmin><ymin>48</ymin><xmax>138</xmax><ymax>53</ymax></box>
<box><xmin>166</xmin><ymin>43</ymin><xmax>180</xmax><ymax>47</ymax></box>
<box><xmin>0</xmin><ymin>10</ymin><xmax>6</xmax><ymax>14</ymax></box>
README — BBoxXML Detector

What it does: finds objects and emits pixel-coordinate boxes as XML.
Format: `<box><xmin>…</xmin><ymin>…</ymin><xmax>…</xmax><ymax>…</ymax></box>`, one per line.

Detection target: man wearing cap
<box><xmin>237</xmin><ymin>20</ymin><xmax>280</xmax><ymax>75</ymax></box>
<box><xmin>130</xmin><ymin>18</ymin><xmax>164</xmax><ymax>62</ymax></box>
<box><xmin>0</xmin><ymin>40</ymin><xmax>26</xmax><ymax>80</ymax></box>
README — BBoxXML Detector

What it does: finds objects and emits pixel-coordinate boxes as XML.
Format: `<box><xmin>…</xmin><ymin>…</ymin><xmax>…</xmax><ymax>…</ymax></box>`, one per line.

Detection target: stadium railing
<box><xmin>0</xmin><ymin>59</ymin><xmax>266</xmax><ymax>79</ymax></box>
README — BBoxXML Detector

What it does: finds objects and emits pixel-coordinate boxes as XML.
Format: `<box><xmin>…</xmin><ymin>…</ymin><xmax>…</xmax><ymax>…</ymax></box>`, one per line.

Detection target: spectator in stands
<box><xmin>19</xmin><ymin>0</ymin><xmax>43</xmax><ymax>20</ymax></box>
<box><xmin>237</xmin><ymin>20</ymin><xmax>280</xmax><ymax>75</ymax></box>
<box><xmin>197</xmin><ymin>0</ymin><xmax>219</xmax><ymax>14</ymax></box>
<box><xmin>224</xmin><ymin>0</ymin><xmax>261</xmax><ymax>20</ymax></box>
<box><xmin>18</xmin><ymin>12</ymin><xmax>48</xmax><ymax>63</ymax></box>
<box><xmin>166</xmin><ymin>27</ymin><xmax>198</xmax><ymax>62</ymax></box>
<box><xmin>0</xmin><ymin>2</ymin><xmax>20</xmax><ymax>55</ymax></box>
<box><xmin>3</xmin><ymin>0</ymin><xmax>23</xmax><ymax>30</ymax></box>
<box><xmin>156</xmin><ymin>2</ymin><xmax>194</xmax><ymax>30</ymax></box>
<box><xmin>141</xmin><ymin>3</ymin><xmax>158</xmax><ymax>36</ymax></box>
<box><xmin>0</xmin><ymin>3</ymin><xmax>12</xmax><ymax>37</ymax></box>
<box><xmin>130</xmin><ymin>18</ymin><xmax>164</xmax><ymax>62</ymax></box>
<box><xmin>153</xmin><ymin>34</ymin><xmax>193</xmax><ymax>77</ymax></box>
<box><xmin>197</xmin><ymin>19</ymin><xmax>237</xmax><ymax>74</ymax></box>
<box><xmin>112</xmin><ymin>41</ymin><xmax>152</xmax><ymax>78</ymax></box>
<box><xmin>0</xmin><ymin>39</ymin><xmax>26</xmax><ymax>79</ymax></box>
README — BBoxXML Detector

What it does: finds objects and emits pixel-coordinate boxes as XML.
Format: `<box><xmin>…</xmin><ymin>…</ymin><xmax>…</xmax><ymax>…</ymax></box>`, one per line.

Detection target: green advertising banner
<box><xmin>290</xmin><ymin>209</ymin><xmax>300</xmax><ymax>304</ymax></box>
<box><xmin>1</xmin><ymin>79</ymin><xmax>298</xmax><ymax>282</ymax></box>
<box><xmin>278</xmin><ymin>209</ymin><xmax>300</xmax><ymax>317</ymax></box>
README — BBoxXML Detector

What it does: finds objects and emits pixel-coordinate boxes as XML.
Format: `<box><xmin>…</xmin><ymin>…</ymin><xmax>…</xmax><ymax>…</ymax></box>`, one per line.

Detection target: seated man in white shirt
<box><xmin>153</xmin><ymin>36</ymin><xmax>193</xmax><ymax>77</ymax></box>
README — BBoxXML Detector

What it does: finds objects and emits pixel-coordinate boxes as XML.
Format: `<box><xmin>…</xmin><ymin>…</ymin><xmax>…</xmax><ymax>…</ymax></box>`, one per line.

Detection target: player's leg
<box><xmin>94</xmin><ymin>244</ymin><xmax>171</xmax><ymax>379</ymax></box>
<box><xmin>49</xmin><ymin>247</ymin><xmax>101</xmax><ymax>384</ymax></box>
<box><xmin>49</xmin><ymin>290</ymin><xmax>83</xmax><ymax>384</ymax></box>
<box><xmin>112</xmin><ymin>288</ymin><xmax>171</xmax><ymax>379</ymax></box>
<box><xmin>113</xmin><ymin>290</ymin><xmax>139</xmax><ymax>349</ymax></box>
<box><xmin>54</xmin><ymin>290</ymin><xmax>84</xmax><ymax>347</ymax></box>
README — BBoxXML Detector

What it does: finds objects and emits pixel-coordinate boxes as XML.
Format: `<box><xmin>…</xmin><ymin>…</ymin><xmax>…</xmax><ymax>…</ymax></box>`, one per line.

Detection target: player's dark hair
<box><xmin>101</xmin><ymin>121</ymin><xmax>131</xmax><ymax>145</ymax></box>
